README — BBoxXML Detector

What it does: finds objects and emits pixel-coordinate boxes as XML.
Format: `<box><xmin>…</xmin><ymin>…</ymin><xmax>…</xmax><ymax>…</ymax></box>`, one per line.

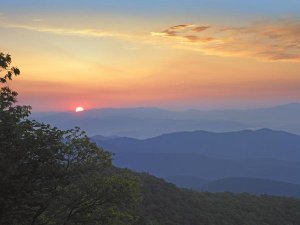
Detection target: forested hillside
<box><xmin>202</xmin><ymin>177</ymin><xmax>300</xmax><ymax>198</ymax></box>
<box><xmin>135</xmin><ymin>173</ymin><xmax>300</xmax><ymax>225</ymax></box>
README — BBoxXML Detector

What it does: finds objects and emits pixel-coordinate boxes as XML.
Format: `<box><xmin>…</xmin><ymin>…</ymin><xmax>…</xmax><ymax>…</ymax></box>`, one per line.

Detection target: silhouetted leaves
<box><xmin>0</xmin><ymin>52</ymin><xmax>20</xmax><ymax>83</ymax></box>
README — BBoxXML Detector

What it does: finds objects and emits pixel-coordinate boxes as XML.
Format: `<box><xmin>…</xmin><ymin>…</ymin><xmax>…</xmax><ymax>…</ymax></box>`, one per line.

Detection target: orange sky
<box><xmin>1</xmin><ymin>1</ymin><xmax>300</xmax><ymax>111</ymax></box>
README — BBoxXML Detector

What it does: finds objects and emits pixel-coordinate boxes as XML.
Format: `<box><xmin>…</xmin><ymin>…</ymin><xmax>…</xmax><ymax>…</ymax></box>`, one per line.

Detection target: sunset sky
<box><xmin>1</xmin><ymin>0</ymin><xmax>300</xmax><ymax>111</ymax></box>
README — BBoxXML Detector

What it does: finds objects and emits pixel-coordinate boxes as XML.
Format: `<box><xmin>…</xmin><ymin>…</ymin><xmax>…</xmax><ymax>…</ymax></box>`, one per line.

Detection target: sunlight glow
<box><xmin>75</xmin><ymin>107</ymin><xmax>84</xmax><ymax>112</ymax></box>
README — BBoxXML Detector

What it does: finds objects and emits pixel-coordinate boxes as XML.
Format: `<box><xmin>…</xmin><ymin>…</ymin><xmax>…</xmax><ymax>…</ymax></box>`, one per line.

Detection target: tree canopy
<box><xmin>136</xmin><ymin>172</ymin><xmax>300</xmax><ymax>225</ymax></box>
<box><xmin>0</xmin><ymin>52</ymin><xmax>141</xmax><ymax>225</ymax></box>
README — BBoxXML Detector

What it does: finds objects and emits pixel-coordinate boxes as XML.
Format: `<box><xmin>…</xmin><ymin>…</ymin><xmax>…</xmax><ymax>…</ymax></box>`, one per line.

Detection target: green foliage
<box><xmin>0</xmin><ymin>52</ymin><xmax>141</xmax><ymax>225</ymax></box>
<box><xmin>135</xmin><ymin>173</ymin><xmax>300</xmax><ymax>225</ymax></box>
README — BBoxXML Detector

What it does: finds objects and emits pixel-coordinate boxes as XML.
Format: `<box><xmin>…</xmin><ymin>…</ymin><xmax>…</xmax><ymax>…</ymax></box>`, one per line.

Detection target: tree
<box><xmin>0</xmin><ymin>52</ymin><xmax>141</xmax><ymax>225</ymax></box>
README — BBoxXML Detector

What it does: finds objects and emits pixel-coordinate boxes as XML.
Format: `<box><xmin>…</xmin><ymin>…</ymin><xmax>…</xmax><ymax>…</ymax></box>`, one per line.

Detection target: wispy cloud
<box><xmin>0</xmin><ymin>22</ymin><xmax>135</xmax><ymax>41</ymax></box>
<box><xmin>151</xmin><ymin>20</ymin><xmax>300</xmax><ymax>61</ymax></box>
<box><xmin>151</xmin><ymin>24</ymin><xmax>195</xmax><ymax>38</ymax></box>
<box><xmin>193</xmin><ymin>26</ymin><xmax>210</xmax><ymax>32</ymax></box>
<box><xmin>1</xmin><ymin>19</ymin><xmax>300</xmax><ymax>62</ymax></box>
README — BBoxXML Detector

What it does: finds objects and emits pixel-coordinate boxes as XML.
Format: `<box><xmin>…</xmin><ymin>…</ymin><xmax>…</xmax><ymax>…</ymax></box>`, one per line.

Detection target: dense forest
<box><xmin>135</xmin><ymin>172</ymin><xmax>300</xmax><ymax>225</ymax></box>
<box><xmin>1</xmin><ymin>52</ymin><xmax>300</xmax><ymax>225</ymax></box>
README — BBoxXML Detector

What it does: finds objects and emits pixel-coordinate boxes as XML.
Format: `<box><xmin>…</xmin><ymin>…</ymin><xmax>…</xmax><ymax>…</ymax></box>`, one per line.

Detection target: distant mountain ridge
<box><xmin>32</xmin><ymin>103</ymin><xmax>300</xmax><ymax>138</ymax></box>
<box><xmin>31</xmin><ymin>104</ymin><xmax>300</xmax><ymax>198</ymax></box>
<box><xmin>164</xmin><ymin>176</ymin><xmax>300</xmax><ymax>198</ymax></box>
<box><xmin>166</xmin><ymin>175</ymin><xmax>210</xmax><ymax>189</ymax></box>
<box><xmin>92</xmin><ymin>129</ymin><xmax>300</xmax><ymax>194</ymax></box>
<box><xmin>201</xmin><ymin>177</ymin><xmax>300</xmax><ymax>198</ymax></box>
<box><xmin>110</xmin><ymin>151</ymin><xmax>300</xmax><ymax>185</ymax></box>
<box><xmin>165</xmin><ymin>176</ymin><xmax>300</xmax><ymax>198</ymax></box>
<box><xmin>92</xmin><ymin>128</ymin><xmax>300</xmax><ymax>161</ymax></box>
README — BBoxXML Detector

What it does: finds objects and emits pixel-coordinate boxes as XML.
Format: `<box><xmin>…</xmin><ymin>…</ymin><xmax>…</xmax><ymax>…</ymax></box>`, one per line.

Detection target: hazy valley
<box><xmin>32</xmin><ymin>106</ymin><xmax>300</xmax><ymax>198</ymax></box>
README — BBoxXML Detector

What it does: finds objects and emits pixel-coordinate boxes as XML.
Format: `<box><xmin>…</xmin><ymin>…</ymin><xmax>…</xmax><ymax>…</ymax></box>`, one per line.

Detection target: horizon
<box><xmin>1</xmin><ymin>0</ymin><xmax>300</xmax><ymax>111</ymax></box>
<box><xmin>30</xmin><ymin>101</ymin><xmax>300</xmax><ymax>114</ymax></box>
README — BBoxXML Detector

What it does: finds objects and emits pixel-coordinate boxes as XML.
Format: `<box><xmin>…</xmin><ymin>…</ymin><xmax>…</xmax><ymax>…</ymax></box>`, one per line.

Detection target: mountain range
<box><xmin>32</xmin><ymin>104</ymin><xmax>300</xmax><ymax>197</ymax></box>
<box><xmin>32</xmin><ymin>103</ymin><xmax>300</xmax><ymax>138</ymax></box>
<box><xmin>92</xmin><ymin>129</ymin><xmax>300</xmax><ymax>161</ymax></box>
<box><xmin>92</xmin><ymin>129</ymin><xmax>300</xmax><ymax>197</ymax></box>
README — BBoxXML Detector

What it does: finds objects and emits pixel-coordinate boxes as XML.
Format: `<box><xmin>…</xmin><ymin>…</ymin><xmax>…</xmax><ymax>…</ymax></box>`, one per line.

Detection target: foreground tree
<box><xmin>0</xmin><ymin>52</ymin><xmax>140</xmax><ymax>225</ymax></box>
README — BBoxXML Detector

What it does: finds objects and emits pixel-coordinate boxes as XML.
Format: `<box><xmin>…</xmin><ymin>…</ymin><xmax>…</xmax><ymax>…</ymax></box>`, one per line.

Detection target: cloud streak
<box><xmin>0</xmin><ymin>21</ymin><xmax>135</xmax><ymax>41</ymax></box>
<box><xmin>152</xmin><ymin>20</ymin><xmax>300</xmax><ymax>61</ymax></box>
<box><xmin>1</xmin><ymin>19</ymin><xmax>300</xmax><ymax>61</ymax></box>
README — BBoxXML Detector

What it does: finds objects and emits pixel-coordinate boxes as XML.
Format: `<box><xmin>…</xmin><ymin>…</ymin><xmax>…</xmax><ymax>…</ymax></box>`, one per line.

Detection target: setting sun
<box><xmin>75</xmin><ymin>107</ymin><xmax>84</xmax><ymax>112</ymax></box>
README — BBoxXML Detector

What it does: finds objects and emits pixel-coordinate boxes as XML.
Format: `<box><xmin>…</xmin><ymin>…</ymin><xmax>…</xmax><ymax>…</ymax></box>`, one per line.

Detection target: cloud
<box><xmin>0</xmin><ymin>22</ymin><xmax>135</xmax><ymax>41</ymax></box>
<box><xmin>152</xmin><ymin>20</ymin><xmax>300</xmax><ymax>61</ymax></box>
<box><xmin>184</xmin><ymin>35</ymin><xmax>214</xmax><ymax>42</ymax></box>
<box><xmin>152</xmin><ymin>24</ymin><xmax>194</xmax><ymax>37</ymax></box>
<box><xmin>2</xmin><ymin>19</ymin><xmax>300</xmax><ymax>62</ymax></box>
<box><xmin>192</xmin><ymin>26</ymin><xmax>210</xmax><ymax>32</ymax></box>
<box><xmin>170</xmin><ymin>24</ymin><xmax>192</xmax><ymax>30</ymax></box>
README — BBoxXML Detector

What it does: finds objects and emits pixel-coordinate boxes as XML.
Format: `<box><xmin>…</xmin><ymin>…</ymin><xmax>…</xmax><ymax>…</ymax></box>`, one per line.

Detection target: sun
<box><xmin>75</xmin><ymin>106</ymin><xmax>84</xmax><ymax>112</ymax></box>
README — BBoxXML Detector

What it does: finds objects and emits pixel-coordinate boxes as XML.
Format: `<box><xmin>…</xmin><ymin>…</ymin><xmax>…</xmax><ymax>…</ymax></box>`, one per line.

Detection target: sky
<box><xmin>1</xmin><ymin>0</ymin><xmax>300</xmax><ymax>111</ymax></box>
